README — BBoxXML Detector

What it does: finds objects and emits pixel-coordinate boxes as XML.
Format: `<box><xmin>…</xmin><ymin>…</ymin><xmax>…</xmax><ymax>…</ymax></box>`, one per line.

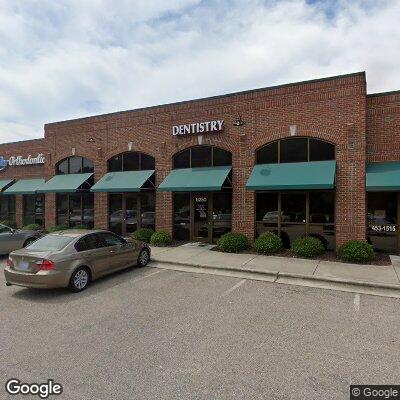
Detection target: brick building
<box><xmin>0</xmin><ymin>71</ymin><xmax>399</xmax><ymax>252</ymax></box>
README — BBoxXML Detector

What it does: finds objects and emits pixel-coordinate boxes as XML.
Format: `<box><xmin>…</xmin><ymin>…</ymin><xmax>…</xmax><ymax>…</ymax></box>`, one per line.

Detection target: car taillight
<box><xmin>6</xmin><ymin>257</ymin><xmax>14</xmax><ymax>267</ymax></box>
<box><xmin>35</xmin><ymin>260</ymin><xmax>55</xmax><ymax>271</ymax></box>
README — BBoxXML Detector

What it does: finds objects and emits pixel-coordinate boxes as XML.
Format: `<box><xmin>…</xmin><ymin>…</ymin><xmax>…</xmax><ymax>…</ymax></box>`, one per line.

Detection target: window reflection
<box><xmin>257</xmin><ymin>138</ymin><xmax>334</xmax><ymax>164</ymax></box>
<box><xmin>173</xmin><ymin>193</ymin><xmax>190</xmax><ymax>240</ymax></box>
<box><xmin>0</xmin><ymin>196</ymin><xmax>16</xmax><ymax>225</ymax></box>
<box><xmin>56</xmin><ymin>193</ymin><xmax>94</xmax><ymax>228</ymax></box>
<box><xmin>56</xmin><ymin>157</ymin><xmax>94</xmax><ymax>175</ymax></box>
<box><xmin>107</xmin><ymin>152</ymin><xmax>155</xmax><ymax>172</ymax></box>
<box><xmin>367</xmin><ymin>192</ymin><xmax>397</xmax><ymax>253</ymax></box>
<box><xmin>172</xmin><ymin>146</ymin><xmax>232</xmax><ymax>169</ymax></box>
<box><xmin>212</xmin><ymin>192</ymin><xmax>232</xmax><ymax>239</ymax></box>
<box><xmin>23</xmin><ymin>195</ymin><xmax>44</xmax><ymax>226</ymax></box>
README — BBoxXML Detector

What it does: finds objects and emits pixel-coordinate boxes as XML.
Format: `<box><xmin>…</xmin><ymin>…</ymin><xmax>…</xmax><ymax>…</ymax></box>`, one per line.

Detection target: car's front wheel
<box><xmin>69</xmin><ymin>267</ymin><xmax>91</xmax><ymax>292</ymax></box>
<box><xmin>137</xmin><ymin>249</ymin><xmax>150</xmax><ymax>267</ymax></box>
<box><xmin>23</xmin><ymin>238</ymin><xmax>36</xmax><ymax>247</ymax></box>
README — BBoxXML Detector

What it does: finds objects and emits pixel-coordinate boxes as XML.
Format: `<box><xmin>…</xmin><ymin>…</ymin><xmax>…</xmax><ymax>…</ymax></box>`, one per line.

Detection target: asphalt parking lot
<box><xmin>1</xmin><ymin>258</ymin><xmax>400</xmax><ymax>400</ymax></box>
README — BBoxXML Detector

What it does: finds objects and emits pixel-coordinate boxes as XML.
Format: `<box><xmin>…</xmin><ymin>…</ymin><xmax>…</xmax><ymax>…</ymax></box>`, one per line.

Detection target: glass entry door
<box><xmin>109</xmin><ymin>193</ymin><xmax>155</xmax><ymax>236</ymax></box>
<box><xmin>192</xmin><ymin>194</ymin><xmax>211</xmax><ymax>241</ymax></box>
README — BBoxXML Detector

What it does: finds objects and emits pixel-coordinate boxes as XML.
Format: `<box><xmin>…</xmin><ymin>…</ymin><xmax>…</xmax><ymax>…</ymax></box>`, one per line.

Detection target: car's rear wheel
<box><xmin>137</xmin><ymin>249</ymin><xmax>150</xmax><ymax>267</ymax></box>
<box><xmin>23</xmin><ymin>238</ymin><xmax>36</xmax><ymax>247</ymax></box>
<box><xmin>69</xmin><ymin>267</ymin><xmax>90</xmax><ymax>292</ymax></box>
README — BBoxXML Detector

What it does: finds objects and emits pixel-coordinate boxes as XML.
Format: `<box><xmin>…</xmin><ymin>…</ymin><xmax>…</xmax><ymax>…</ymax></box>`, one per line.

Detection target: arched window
<box><xmin>108</xmin><ymin>152</ymin><xmax>155</xmax><ymax>172</ymax></box>
<box><xmin>173</xmin><ymin>145</ymin><xmax>232</xmax><ymax>169</ymax></box>
<box><xmin>256</xmin><ymin>138</ymin><xmax>335</xmax><ymax>164</ymax></box>
<box><xmin>56</xmin><ymin>156</ymin><xmax>94</xmax><ymax>175</ymax></box>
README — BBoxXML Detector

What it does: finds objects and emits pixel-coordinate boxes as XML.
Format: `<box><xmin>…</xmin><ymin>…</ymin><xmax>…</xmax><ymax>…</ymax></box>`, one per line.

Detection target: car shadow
<box><xmin>9</xmin><ymin>265</ymin><xmax>155</xmax><ymax>304</ymax></box>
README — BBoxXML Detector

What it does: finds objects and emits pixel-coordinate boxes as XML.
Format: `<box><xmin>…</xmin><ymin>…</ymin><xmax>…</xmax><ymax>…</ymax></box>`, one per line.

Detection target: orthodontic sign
<box><xmin>0</xmin><ymin>153</ymin><xmax>45</xmax><ymax>172</ymax></box>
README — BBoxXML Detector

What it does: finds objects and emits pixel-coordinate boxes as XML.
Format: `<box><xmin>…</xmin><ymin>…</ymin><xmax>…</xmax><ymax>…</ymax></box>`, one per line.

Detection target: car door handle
<box><xmin>110</xmin><ymin>250</ymin><xmax>116</xmax><ymax>253</ymax></box>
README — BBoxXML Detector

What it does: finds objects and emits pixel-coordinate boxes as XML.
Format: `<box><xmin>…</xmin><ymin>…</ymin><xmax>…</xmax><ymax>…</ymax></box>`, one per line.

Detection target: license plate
<box><xmin>16</xmin><ymin>261</ymin><xmax>30</xmax><ymax>271</ymax></box>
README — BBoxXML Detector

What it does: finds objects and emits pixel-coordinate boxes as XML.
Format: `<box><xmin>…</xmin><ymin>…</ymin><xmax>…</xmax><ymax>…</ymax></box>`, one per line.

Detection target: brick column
<box><xmin>231</xmin><ymin>134</ymin><xmax>255</xmax><ymax>242</ymax></box>
<box><xmin>44</xmin><ymin>193</ymin><xmax>56</xmax><ymax>230</ymax></box>
<box><xmin>94</xmin><ymin>192</ymin><xmax>108</xmax><ymax>229</ymax></box>
<box><xmin>335</xmin><ymin>124</ymin><xmax>366</xmax><ymax>248</ymax></box>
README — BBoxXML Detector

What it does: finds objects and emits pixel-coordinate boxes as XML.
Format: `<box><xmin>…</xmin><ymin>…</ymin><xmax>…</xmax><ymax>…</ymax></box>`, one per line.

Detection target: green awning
<box><xmin>37</xmin><ymin>173</ymin><xmax>93</xmax><ymax>193</ymax></box>
<box><xmin>0</xmin><ymin>179</ymin><xmax>14</xmax><ymax>192</ymax></box>
<box><xmin>246</xmin><ymin>161</ymin><xmax>336</xmax><ymax>190</ymax></box>
<box><xmin>3</xmin><ymin>179</ymin><xmax>45</xmax><ymax>195</ymax></box>
<box><xmin>158</xmin><ymin>166</ymin><xmax>232</xmax><ymax>192</ymax></box>
<box><xmin>367</xmin><ymin>162</ymin><xmax>400</xmax><ymax>191</ymax></box>
<box><xmin>91</xmin><ymin>170</ymin><xmax>155</xmax><ymax>193</ymax></box>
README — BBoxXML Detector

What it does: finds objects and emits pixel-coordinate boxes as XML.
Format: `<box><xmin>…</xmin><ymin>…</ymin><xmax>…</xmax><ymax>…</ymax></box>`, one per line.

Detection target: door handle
<box><xmin>110</xmin><ymin>250</ymin><xmax>116</xmax><ymax>253</ymax></box>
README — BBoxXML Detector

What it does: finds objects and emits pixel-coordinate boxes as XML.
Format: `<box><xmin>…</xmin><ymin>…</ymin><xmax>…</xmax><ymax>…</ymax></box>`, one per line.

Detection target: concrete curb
<box><xmin>151</xmin><ymin>257</ymin><xmax>400</xmax><ymax>293</ymax></box>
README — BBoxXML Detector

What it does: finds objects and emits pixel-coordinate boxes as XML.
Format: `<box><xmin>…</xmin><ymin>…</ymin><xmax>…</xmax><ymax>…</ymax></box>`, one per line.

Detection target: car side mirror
<box><xmin>10</xmin><ymin>228</ymin><xmax>16</xmax><ymax>234</ymax></box>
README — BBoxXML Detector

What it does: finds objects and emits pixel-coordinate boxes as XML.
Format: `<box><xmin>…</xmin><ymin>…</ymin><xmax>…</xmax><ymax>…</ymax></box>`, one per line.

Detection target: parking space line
<box><xmin>221</xmin><ymin>279</ymin><xmax>246</xmax><ymax>297</ymax></box>
<box><xmin>354</xmin><ymin>293</ymin><xmax>361</xmax><ymax>312</ymax></box>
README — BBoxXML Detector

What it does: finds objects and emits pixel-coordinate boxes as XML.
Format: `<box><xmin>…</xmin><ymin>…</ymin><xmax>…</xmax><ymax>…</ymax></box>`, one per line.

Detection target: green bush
<box><xmin>132</xmin><ymin>228</ymin><xmax>154</xmax><ymax>243</ymax></box>
<box><xmin>291</xmin><ymin>236</ymin><xmax>325</xmax><ymax>258</ymax></box>
<box><xmin>22</xmin><ymin>223</ymin><xmax>43</xmax><ymax>231</ymax></box>
<box><xmin>217</xmin><ymin>232</ymin><xmax>248</xmax><ymax>253</ymax></box>
<box><xmin>253</xmin><ymin>231</ymin><xmax>283</xmax><ymax>254</ymax></box>
<box><xmin>338</xmin><ymin>240</ymin><xmax>375</xmax><ymax>263</ymax></box>
<box><xmin>48</xmin><ymin>225</ymin><xmax>68</xmax><ymax>233</ymax></box>
<box><xmin>72</xmin><ymin>224</ymin><xmax>89</xmax><ymax>230</ymax></box>
<box><xmin>150</xmin><ymin>230</ymin><xmax>172</xmax><ymax>246</ymax></box>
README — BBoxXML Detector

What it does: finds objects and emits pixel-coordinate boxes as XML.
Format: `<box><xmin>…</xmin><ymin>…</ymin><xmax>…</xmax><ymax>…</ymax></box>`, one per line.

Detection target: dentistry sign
<box><xmin>172</xmin><ymin>120</ymin><xmax>224</xmax><ymax>136</ymax></box>
<box><xmin>0</xmin><ymin>154</ymin><xmax>45</xmax><ymax>172</ymax></box>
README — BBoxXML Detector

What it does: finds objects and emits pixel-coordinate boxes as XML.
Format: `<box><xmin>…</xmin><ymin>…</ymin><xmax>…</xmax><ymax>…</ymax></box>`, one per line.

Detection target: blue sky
<box><xmin>0</xmin><ymin>0</ymin><xmax>399</xmax><ymax>142</ymax></box>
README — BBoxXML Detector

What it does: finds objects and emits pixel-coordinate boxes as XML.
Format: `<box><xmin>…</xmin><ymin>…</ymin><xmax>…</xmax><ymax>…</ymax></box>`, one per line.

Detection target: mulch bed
<box><xmin>212</xmin><ymin>246</ymin><xmax>392</xmax><ymax>266</ymax></box>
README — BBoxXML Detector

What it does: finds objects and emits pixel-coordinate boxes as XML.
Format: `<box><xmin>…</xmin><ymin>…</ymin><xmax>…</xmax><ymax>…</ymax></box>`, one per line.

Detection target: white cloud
<box><xmin>0</xmin><ymin>0</ymin><xmax>399</xmax><ymax>142</ymax></box>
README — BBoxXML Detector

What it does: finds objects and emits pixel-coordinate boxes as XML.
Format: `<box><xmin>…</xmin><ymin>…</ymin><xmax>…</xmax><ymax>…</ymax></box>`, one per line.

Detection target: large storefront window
<box><xmin>57</xmin><ymin>193</ymin><xmax>94</xmax><ymax>228</ymax></box>
<box><xmin>171</xmin><ymin>146</ymin><xmax>232</xmax><ymax>242</ymax></box>
<box><xmin>256</xmin><ymin>192</ymin><xmax>335</xmax><ymax>248</ymax></box>
<box><xmin>55</xmin><ymin>156</ymin><xmax>94</xmax><ymax>228</ymax></box>
<box><xmin>255</xmin><ymin>138</ymin><xmax>335</xmax><ymax>248</ymax></box>
<box><xmin>367</xmin><ymin>192</ymin><xmax>398</xmax><ymax>253</ymax></box>
<box><xmin>107</xmin><ymin>152</ymin><xmax>155</xmax><ymax>235</ymax></box>
<box><xmin>256</xmin><ymin>191</ymin><xmax>335</xmax><ymax>249</ymax></box>
<box><xmin>23</xmin><ymin>194</ymin><xmax>44</xmax><ymax>226</ymax></box>
<box><xmin>0</xmin><ymin>195</ymin><xmax>16</xmax><ymax>225</ymax></box>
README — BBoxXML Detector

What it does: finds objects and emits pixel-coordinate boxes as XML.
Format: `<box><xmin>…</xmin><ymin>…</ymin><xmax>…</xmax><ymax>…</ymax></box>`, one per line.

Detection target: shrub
<box><xmin>132</xmin><ymin>228</ymin><xmax>154</xmax><ymax>243</ymax></box>
<box><xmin>217</xmin><ymin>232</ymin><xmax>248</xmax><ymax>253</ymax></box>
<box><xmin>72</xmin><ymin>224</ymin><xmax>89</xmax><ymax>229</ymax></box>
<box><xmin>291</xmin><ymin>236</ymin><xmax>325</xmax><ymax>258</ymax></box>
<box><xmin>150</xmin><ymin>230</ymin><xmax>172</xmax><ymax>246</ymax></box>
<box><xmin>253</xmin><ymin>231</ymin><xmax>283</xmax><ymax>255</ymax></box>
<box><xmin>22</xmin><ymin>223</ymin><xmax>43</xmax><ymax>231</ymax></box>
<box><xmin>338</xmin><ymin>240</ymin><xmax>375</xmax><ymax>263</ymax></box>
<box><xmin>48</xmin><ymin>225</ymin><xmax>68</xmax><ymax>233</ymax></box>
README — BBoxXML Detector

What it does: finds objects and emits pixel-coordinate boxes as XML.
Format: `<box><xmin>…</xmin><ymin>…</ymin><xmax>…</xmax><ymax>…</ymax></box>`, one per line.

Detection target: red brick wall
<box><xmin>366</xmin><ymin>91</ymin><xmax>400</xmax><ymax>162</ymax></box>
<box><xmin>0</xmin><ymin>72</ymin><xmax>376</xmax><ymax>248</ymax></box>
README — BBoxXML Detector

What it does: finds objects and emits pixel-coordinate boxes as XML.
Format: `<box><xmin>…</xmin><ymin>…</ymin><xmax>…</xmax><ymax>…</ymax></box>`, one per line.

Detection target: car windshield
<box><xmin>26</xmin><ymin>235</ymin><xmax>75</xmax><ymax>251</ymax></box>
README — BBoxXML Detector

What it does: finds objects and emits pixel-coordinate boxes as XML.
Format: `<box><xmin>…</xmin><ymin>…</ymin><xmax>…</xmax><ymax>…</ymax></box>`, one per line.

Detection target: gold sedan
<box><xmin>4</xmin><ymin>230</ymin><xmax>151</xmax><ymax>292</ymax></box>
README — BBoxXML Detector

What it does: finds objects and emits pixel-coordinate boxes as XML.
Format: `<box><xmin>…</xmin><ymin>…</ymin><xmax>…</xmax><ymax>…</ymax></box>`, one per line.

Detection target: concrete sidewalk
<box><xmin>150</xmin><ymin>243</ymin><xmax>400</xmax><ymax>298</ymax></box>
